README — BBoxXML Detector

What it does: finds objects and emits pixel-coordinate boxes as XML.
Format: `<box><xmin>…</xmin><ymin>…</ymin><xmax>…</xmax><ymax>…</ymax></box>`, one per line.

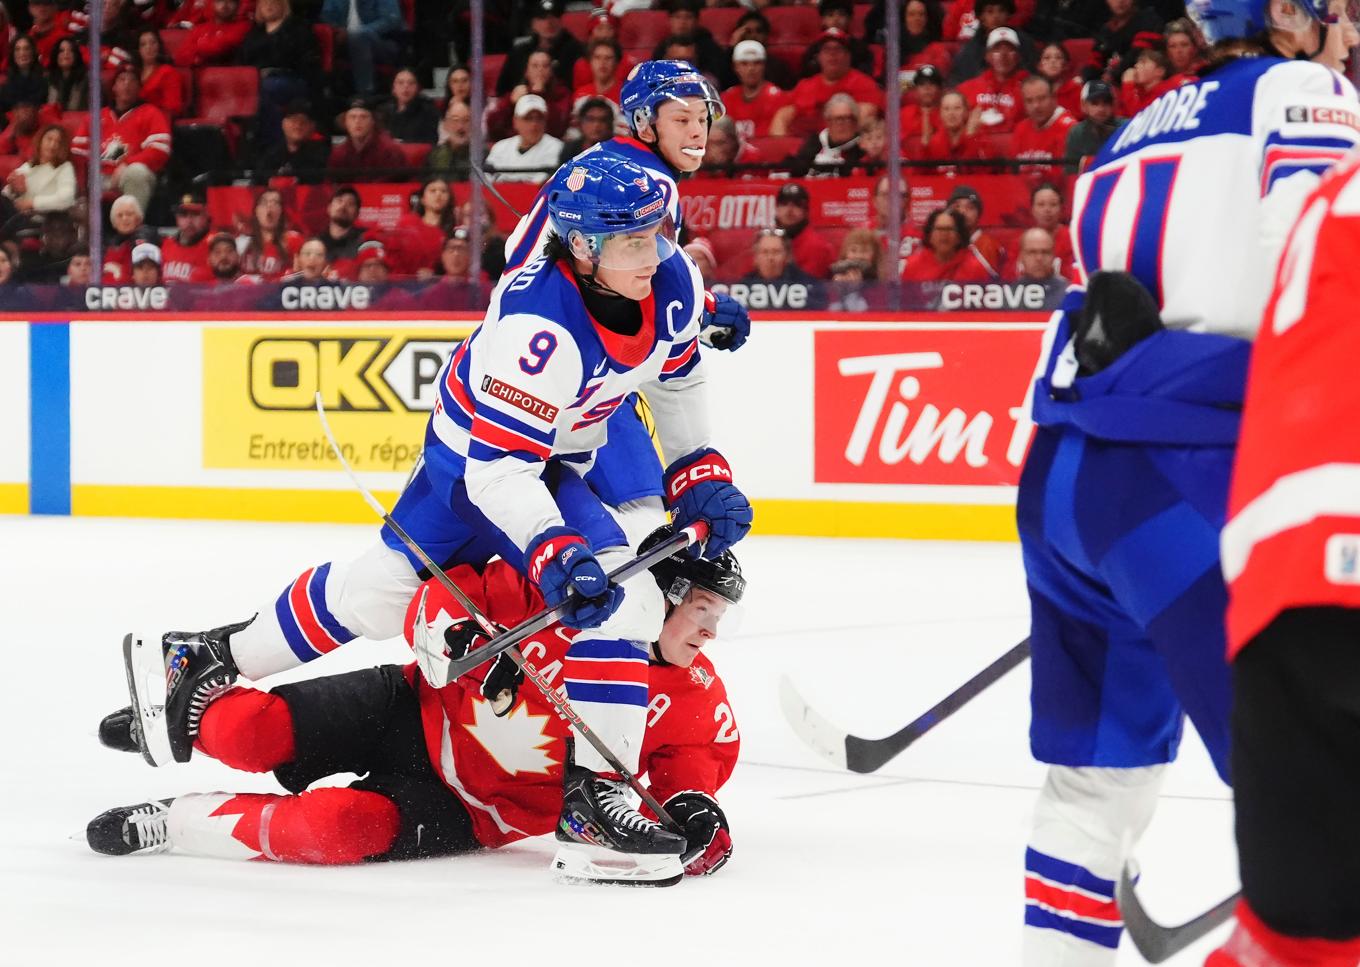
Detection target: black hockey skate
<box><xmin>86</xmin><ymin>799</ymin><xmax>174</xmax><ymax>856</ymax></box>
<box><xmin>123</xmin><ymin>618</ymin><xmax>251</xmax><ymax>767</ymax></box>
<box><xmin>552</xmin><ymin>763</ymin><xmax>685</xmax><ymax>887</ymax></box>
<box><xmin>98</xmin><ymin>705</ymin><xmax>139</xmax><ymax>753</ymax></box>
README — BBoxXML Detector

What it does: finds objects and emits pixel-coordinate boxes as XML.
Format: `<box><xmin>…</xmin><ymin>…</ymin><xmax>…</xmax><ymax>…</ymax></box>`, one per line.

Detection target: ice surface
<box><xmin>0</xmin><ymin>517</ymin><xmax>1236</xmax><ymax>965</ymax></box>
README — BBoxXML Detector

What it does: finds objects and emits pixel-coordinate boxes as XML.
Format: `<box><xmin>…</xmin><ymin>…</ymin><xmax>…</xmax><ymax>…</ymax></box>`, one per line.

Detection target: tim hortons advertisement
<box><xmin>202</xmin><ymin>325</ymin><xmax>472</xmax><ymax>472</ymax></box>
<box><xmin>814</xmin><ymin>328</ymin><xmax>1045</xmax><ymax>486</ymax></box>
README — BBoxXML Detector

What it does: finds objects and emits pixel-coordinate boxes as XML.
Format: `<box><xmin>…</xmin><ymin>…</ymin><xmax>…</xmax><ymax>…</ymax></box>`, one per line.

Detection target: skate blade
<box><xmin>122</xmin><ymin>633</ymin><xmax>174</xmax><ymax>767</ymax></box>
<box><xmin>550</xmin><ymin>844</ymin><xmax>683</xmax><ymax>887</ymax></box>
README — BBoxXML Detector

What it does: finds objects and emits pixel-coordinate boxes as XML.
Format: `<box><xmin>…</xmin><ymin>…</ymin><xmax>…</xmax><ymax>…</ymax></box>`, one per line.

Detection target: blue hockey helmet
<box><xmin>619</xmin><ymin>60</ymin><xmax>725</xmax><ymax>136</ymax></box>
<box><xmin>1188</xmin><ymin>0</ymin><xmax>1343</xmax><ymax>42</ymax></box>
<box><xmin>546</xmin><ymin>154</ymin><xmax>678</xmax><ymax>269</ymax></box>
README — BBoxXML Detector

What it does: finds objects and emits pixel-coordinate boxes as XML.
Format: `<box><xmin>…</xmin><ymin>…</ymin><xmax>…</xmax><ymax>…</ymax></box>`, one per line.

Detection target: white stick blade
<box><xmin>778</xmin><ymin>675</ymin><xmax>849</xmax><ymax>769</ymax></box>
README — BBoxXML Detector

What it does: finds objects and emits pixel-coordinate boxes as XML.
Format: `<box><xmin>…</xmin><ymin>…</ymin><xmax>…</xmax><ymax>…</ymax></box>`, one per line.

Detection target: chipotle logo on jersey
<box><xmin>813</xmin><ymin>328</ymin><xmax>1044</xmax><ymax>486</ymax></box>
<box><xmin>481</xmin><ymin>377</ymin><xmax>559</xmax><ymax>423</ymax></box>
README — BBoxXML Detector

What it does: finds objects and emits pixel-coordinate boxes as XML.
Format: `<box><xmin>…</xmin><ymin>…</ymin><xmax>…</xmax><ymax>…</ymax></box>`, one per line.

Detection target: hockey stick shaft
<box><xmin>1117</xmin><ymin>865</ymin><xmax>1239</xmax><ymax>963</ymax></box>
<box><xmin>317</xmin><ymin>396</ymin><xmax>686</xmax><ymax>829</ymax></box>
<box><xmin>848</xmin><ymin>636</ymin><xmax>1032</xmax><ymax>773</ymax></box>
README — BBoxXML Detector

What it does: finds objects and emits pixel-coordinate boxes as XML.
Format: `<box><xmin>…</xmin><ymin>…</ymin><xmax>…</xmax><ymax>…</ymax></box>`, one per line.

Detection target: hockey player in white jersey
<box><xmin>114</xmin><ymin>152</ymin><xmax>753</xmax><ymax>885</ymax></box>
<box><xmin>1016</xmin><ymin>0</ymin><xmax>1360</xmax><ymax>961</ymax></box>
<box><xmin>502</xmin><ymin>59</ymin><xmax>751</xmax><ymax>526</ymax></box>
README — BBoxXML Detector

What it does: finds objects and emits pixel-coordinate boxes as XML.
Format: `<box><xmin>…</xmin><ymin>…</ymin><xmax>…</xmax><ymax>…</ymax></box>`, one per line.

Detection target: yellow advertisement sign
<box><xmin>203</xmin><ymin>325</ymin><xmax>473</xmax><ymax>472</ymax></box>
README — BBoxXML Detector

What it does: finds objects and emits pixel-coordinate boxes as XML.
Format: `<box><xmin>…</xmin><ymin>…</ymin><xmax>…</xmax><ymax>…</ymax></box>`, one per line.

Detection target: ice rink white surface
<box><xmin>1</xmin><ymin>517</ymin><xmax>1238</xmax><ymax>965</ymax></box>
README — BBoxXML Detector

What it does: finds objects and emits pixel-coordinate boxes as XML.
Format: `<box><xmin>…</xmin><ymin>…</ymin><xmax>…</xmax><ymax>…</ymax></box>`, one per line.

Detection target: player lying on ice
<box><xmin>96</xmin><ymin>148</ymin><xmax>753</xmax><ymax>885</ymax></box>
<box><xmin>88</xmin><ymin>530</ymin><xmax>745</xmax><ymax>886</ymax></box>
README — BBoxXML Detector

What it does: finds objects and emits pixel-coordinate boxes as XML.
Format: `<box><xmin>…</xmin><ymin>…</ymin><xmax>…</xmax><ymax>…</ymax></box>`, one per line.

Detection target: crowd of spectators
<box><xmin>0</xmin><ymin>0</ymin><xmax>1210</xmax><ymax>297</ymax></box>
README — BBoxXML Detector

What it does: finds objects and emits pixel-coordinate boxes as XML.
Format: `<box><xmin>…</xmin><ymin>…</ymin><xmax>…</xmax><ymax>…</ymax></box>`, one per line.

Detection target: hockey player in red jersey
<box><xmin>1204</xmin><ymin>151</ymin><xmax>1360</xmax><ymax>967</ymax></box>
<box><xmin>87</xmin><ymin>531</ymin><xmax>743</xmax><ymax>885</ymax></box>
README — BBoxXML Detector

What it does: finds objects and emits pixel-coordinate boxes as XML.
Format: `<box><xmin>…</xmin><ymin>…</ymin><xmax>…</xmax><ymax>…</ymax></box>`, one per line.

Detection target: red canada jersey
<box><xmin>721</xmin><ymin>83</ymin><xmax>791</xmax><ymax>140</ymax></box>
<box><xmin>958</xmin><ymin>70</ymin><xmax>1029</xmax><ymax>132</ymax></box>
<box><xmin>401</xmin><ymin>561</ymin><xmax>740</xmax><ymax>849</ymax></box>
<box><xmin>900</xmin><ymin>246</ymin><xmax>994</xmax><ymax>282</ymax></box>
<box><xmin>238</xmin><ymin>230</ymin><xmax>303</xmax><ymax>280</ymax></box>
<box><xmin>161</xmin><ymin>232</ymin><xmax>213</xmax><ymax>283</ymax></box>
<box><xmin>72</xmin><ymin>102</ymin><xmax>173</xmax><ymax>175</ymax></box>
<box><xmin>789</xmin><ymin>70</ymin><xmax>885</xmax><ymax>119</ymax></box>
<box><xmin>1011</xmin><ymin>108</ymin><xmax>1076</xmax><ymax>181</ymax></box>
<box><xmin>900</xmin><ymin>103</ymin><xmax>943</xmax><ymax>143</ymax></box>
<box><xmin>1223</xmin><ymin>154</ymin><xmax>1360</xmax><ymax>656</ymax></box>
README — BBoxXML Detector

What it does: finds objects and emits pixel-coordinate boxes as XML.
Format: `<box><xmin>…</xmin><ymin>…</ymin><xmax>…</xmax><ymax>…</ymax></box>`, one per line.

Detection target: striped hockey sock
<box><xmin>561</xmin><ymin>636</ymin><xmax>650</xmax><ymax>775</ymax></box>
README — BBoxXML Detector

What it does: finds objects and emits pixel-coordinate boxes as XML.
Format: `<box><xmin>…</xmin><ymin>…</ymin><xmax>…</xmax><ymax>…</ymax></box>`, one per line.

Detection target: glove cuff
<box><xmin>663</xmin><ymin>448</ymin><xmax>733</xmax><ymax>504</ymax></box>
<box><xmin>525</xmin><ymin>526</ymin><xmax>588</xmax><ymax>585</ymax></box>
<box><xmin>663</xmin><ymin>790</ymin><xmax>728</xmax><ymax>829</ymax></box>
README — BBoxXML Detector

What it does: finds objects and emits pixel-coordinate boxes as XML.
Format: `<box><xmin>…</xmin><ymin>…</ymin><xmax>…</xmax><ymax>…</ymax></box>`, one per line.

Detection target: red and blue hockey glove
<box><xmin>442</xmin><ymin>620</ymin><xmax>523</xmax><ymax>716</ymax></box>
<box><xmin>526</xmin><ymin>528</ymin><xmax>624</xmax><ymax>630</ymax></box>
<box><xmin>664</xmin><ymin>448</ymin><xmax>752</xmax><ymax>559</ymax></box>
<box><xmin>665</xmin><ymin>791</ymin><xmax>732</xmax><ymax>876</ymax></box>
<box><xmin>701</xmin><ymin>290</ymin><xmax>750</xmax><ymax>351</ymax></box>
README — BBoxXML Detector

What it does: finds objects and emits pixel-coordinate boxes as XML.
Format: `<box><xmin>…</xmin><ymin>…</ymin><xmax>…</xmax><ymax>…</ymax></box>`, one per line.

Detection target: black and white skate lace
<box><xmin>186</xmin><ymin>675</ymin><xmax>233</xmax><ymax>737</ymax></box>
<box><xmin>124</xmin><ymin>802</ymin><xmax>170</xmax><ymax>853</ymax></box>
<box><xmin>594</xmin><ymin>779</ymin><xmax>660</xmax><ymax>835</ymax></box>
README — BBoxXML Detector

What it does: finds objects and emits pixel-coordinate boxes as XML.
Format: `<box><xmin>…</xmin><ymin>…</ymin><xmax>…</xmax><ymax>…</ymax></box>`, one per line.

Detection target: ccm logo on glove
<box><xmin>667</xmin><ymin>453</ymin><xmax>733</xmax><ymax>500</ymax></box>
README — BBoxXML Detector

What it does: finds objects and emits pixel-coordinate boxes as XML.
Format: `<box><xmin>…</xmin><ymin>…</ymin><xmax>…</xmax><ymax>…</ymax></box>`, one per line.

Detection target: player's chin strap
<box><xmin>1302</xmin><ymin>21</ymin><xmax>1329</xmax><ymax>58</ymax></box>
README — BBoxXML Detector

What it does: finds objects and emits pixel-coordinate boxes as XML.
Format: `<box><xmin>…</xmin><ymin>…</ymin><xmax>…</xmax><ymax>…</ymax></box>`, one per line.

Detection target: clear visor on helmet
<box><xmin>671</xmin><ymin>584</ymin><xmax>745</xmax><ymax>639</ymax></box>
<box><xmin>656</xmin><ymin>74</ymin><xmax>726</xmax><ymax>123</ymax></box>
<box><xmin>572</xmin><ymin>213</ymin><xmax>678</xmax><ymax>271</ymax></box>
<box><xmin>1265</xmin><ymin>0</ymin><xmax>1356</xmax><ymax>29</ymax></box>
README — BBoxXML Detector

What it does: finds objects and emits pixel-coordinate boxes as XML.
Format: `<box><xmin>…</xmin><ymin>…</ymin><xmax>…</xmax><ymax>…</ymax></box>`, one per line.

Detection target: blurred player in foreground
<box><xmin>117</xmin><ymin>151</ymin><xmax>752</xmax><ymax>885</ymax></box>
<box><xmin>90</xmin><ymin>534</ymin><xmax>744</xmax><ymax>886</ymax></box>
<box><xmin>1015</xmin><ymin>0</ymin><xmax>1360</xmax><ymax>961</ymax></box>
<box><xmin>1207</xmin><ymin>155</ymin><xmax>1360</xmax><ymax>966</ymax></box>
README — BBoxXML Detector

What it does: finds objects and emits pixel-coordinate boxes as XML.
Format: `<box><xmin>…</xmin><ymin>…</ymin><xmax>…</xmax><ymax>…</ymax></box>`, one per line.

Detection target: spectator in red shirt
<box><xmin>46</xmin><ymin>37</ymin><xmax>88</xmax><ymax>112</ymax></box>
<box><xmin>1012</xmin><ymin>75</ymin><xmax>1076</xmax><ymax>185</ymax></box>
<box><xmin>72</xmin><ymin>67</ymin><xmax>172</xmax><ymax>214</ymax></box>
<box><xmin>772</xmin><ymin>29</ymin><xmax>884</xmax><ymax>137</ymax></box>
<box><xmin>957</xmin><ymin>26</ymin><xmax>1028</xmax><ymax>133</ymax></box>
<box><xmin>390</xmin><ymin>176</ymin><xmax>454</xmax><ymax>277</ymax></box>
<box><xmin>174</xmin><ymin>0</ymin><xmax>251</xmax><ymax>67</ymax></box>
<box><xmin>571</xmin><ymin>38</ymin><xmax>624</xmax><ymax>121</ymax></box>
<box><xmin>571</xmin><ymin>10</ymin><xmax>630</xmax><ymax>89</ymax></box>
<box><xmin>102</xmin><ymin>193</ymin><xmax>157</xmax><ymax>283</ymax></box>
<box><xmin>161</xmin><ymin>189</ymin><xmax>215</xmax><ymax>283</ymax></box>
<box><xmin>773</xmin><ymin>181</ymin><xmax>837</xmax><ymax>279</ymax></box>
<box><xmin>1029</xmin><ymin>181</ymin><xmax>1076</xmax><ymax>274</ymax></box>
<box><xmin>0</xmin><ymin>93</ymin><xmax>42</xmax><ymax>158</ymax></box>
<box><xmin>134</xmin><ymin>30</ymin><xmax>186</xmax><ymax>118</ymax></box>
<box><xmin>487</xmin><ymin>49</ymin><xmax>572</xmax><ymax>141</ymax></box>
<box><xmin>27</xmin><ymin>0</ymin><xmax>73</xmax><ymax>64</ymax></box>
<box><xmin>167</xmin><ymin>0</ymin><xmax>255</xmax><ymax>28</ymax></box>
<box><xmin>874</xmin><ymin>174</ymin><xmax>922</xmax><ymax>276</ymax></box>
<box><xmin>722</xmin><ymin>41</ymin><xmax>789</xmax><ymax>141</ymax></box>
<box><xmin>1037</xmin><ymin>42</ymin><xmax>1084</xmax><ymax>116</ymax></box>
<box><xmin>328</xmin><ymin>98</ymin><xmax>407</xmax><ymax>182</ymax></box>
<box><xmin>801</xmin><ymin>0</ymin><xmax>876</xmax><ymax>78</ymax></box>
<box><xmin>1119</xmin><ymin>48</ymin><xmax>1180</xmax><ymax>116</ymax></box>
<box><xmin>922</xmin><ymin>90</ymin><xmax>993</xmax><ymax>165</ymax></box>
<box><xmin>901</xmin><ymin>63</ymin><xmax>945</xmax><ymax>152</ymax></box>
<box><xmin>946</xmin><ymin>185</ymin><xmax>1004</xmax><ymax>274</ymax></box>
<box><xmin>900</xmin><ymin>208</ymin><xmax>995</xmax><ymax>282</ymax></box>
<box><xmin>1164</xmin><ymin>17</ymin><xmax>1207</xmax><ymax>81</ymax></box>
<box><xmin>236</xmin><ymin>187</ymin><xmax>302</xmax><ymax>279</ymax></box>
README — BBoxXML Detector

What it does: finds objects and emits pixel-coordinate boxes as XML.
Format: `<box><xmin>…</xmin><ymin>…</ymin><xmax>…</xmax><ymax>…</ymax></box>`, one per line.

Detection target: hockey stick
<box><xmin>1117</xmin><ymin>864</ymin><xmax>1239</xmax><ymax>963</ymax></box>
<box><xmin>316</xmin><ymin>396</ymin><xmax>692</xmax><ymax>831</ymax></box>
<box><xmin>779</xmin><ymin>637</ymin><xmax>1031</xmax><ymax>773</ymax></box>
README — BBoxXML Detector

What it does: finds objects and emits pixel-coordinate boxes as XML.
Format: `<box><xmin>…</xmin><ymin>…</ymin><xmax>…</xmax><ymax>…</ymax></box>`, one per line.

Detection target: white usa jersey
<box><xmin>502</xmin><ymin>136</ymin><xmax>682</xmax><ymax>273</ymax></box>
<box><xmin>1070</xmin><ymin>56</ymin><xmax>1360</xmax><ymax>339</ymax></box>
<box><xmin>428</xmin><ymin>249</ymin><xmax>708</xmax><ymax>556</ymax></box>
